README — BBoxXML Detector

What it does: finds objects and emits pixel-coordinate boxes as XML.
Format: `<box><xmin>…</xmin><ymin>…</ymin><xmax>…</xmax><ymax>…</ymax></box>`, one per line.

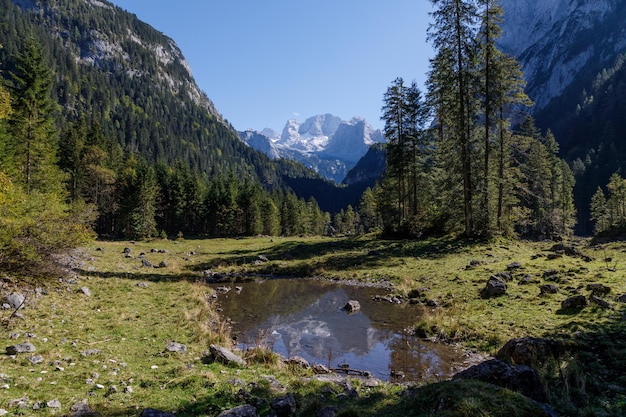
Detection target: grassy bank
<box><xmin>1</xmin><ymin>235</ymin><xmax>626</xmax><ymax>416</ymax></box>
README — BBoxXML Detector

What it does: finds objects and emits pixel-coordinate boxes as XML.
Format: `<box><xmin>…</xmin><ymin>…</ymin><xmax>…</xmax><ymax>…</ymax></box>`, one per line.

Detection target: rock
<box><xmin>217</xmin><ymin>405</ymin><xmax>258</xmax><ymax>417</ymax></box>
<box><xmin>492</xmin><ymin>271</ymin><xmax>513</xmax><ymax>282</ymax></box>
<box><xmin>343</xmin><ymin>300</ymin><xmax>361</xmax><ymax>312</ymax></box>
<box><xmin>70</xmin><ymin>401</ymin><xmax>98</xmax><ymax>417</ymax></box>
<box><xmin>589</xmin><ymin>295</ymin><xmax>612</xmax><ymax>309</ymax></box>
<box><xmin>81</xmin><ymin>349</ymin><xmax>102</xmax><ymax>357</ymax></box>
<box><xmin>209</xmin><ymin>344</ymin><xmax>246</xmax><ymax>367</ymax></box>
<box><xmin>5</xmin><ymin>293</ymin><xmax>25</xmax><ymax>309</ymax></box>
<box><xmin>507</xmin><ymin>262</ymin><xmax>522</xmax><ymax>270</ymax></box>
<box><xmin>543</xmin><ymin>269</ymin><xmax>559</xmax><ymax>279</ymax></box>
<box><xmin>28</xmin><ymin>355</ymin><xmax>44</xmax><ymax>365</ymax></box>
<box><xmin>78</xmin><ymin>287</ymin><xmax>91</xmax><ymax>297</ymax></box>
<box><xmin>317</xmin><ymin>406</ymin><xmax>339</xmax><ymax>417</ymax></box>
<box><xmin>258</xmin><ymin>255</ymin><xmax>269</xmax><ymax>262</ymax></box>
<box><xmin>270</xmin><ymin>393</ymin><xmax>297</xmax><ymax>417</ymax></box>
<box><xmin>484</xmin><ymin>277</ymin><xmax>507</xmax><ymax>297</ymax></box>
<box><xmin>540</xmin><ymin>284</ymin><xmax>559</xmax><ymax>295</ymax></box>
<box><xmin>586</xmin><ymin>283</ymin><xmax>611</xmax><ymax>296</ymax></box>
<box><xmin>46</xmin><ymin>399</ymin><xmax>62</xmax><ymax>409</ymax></box>
<box><xmin>518</xmin><ymin>275</ymin><xmax>533</xmax><ymax>285</ymax></box>
<box><xmin>496</xmin><ymin>337</ymin><xmax>564</xmax><ymax>367</ymax></box>
<box><xmin>141</xmin><ymin>258</ymin><xmax>153</xmax><ymax>267</ymax></box>
<box><xmin>285</xmin><ymin>356</ymin><xmax>309</xmax><ymax>369</ymax></box>
<box><xmin>390</xmin><ymin>370</ymin><xmax>405</xmax><ymax>379</ymax></box>
<box><xmin>157</xmin><ymin>261</ymin><xmax>168</xmax><ymax>268</ymax></box>
<box><xmin>6</xmin><ymin>343</ymin><xmax>36</xmax><ymax>355</ymax></box>
<box><xmin>312</xmin><ymin>364</ymin><xmax>331</xmax><ymax>374</ymax></box>
<box><xmin>122</xmin><ymin>247</ymin><xmax>132</xmax><ymax>254</ymax></box>
<box><xmin>453</xmin><ymin>358</ymin><xmax>547</xmax><ymax>403</ymax></box>
<box><xmin>139</xmin><ymin>409</ymin><xmax>177</xmax><ymax>417</ymax></box>
<box><xmin>216</xmin><ymin>286</ymin><xmax>231</xmax><ymax>294</ymax></box>
<box><xmin>617</xmin><ymin>294</ymin><xmax>626</xmax><ymax>303</ymax></box>
<box><xmin>165</xmin><ymin>341</ymin><xmax>187</xmax><ymax>353</ymax></box>
<box><xmin>561</xmin><ymin>295</ymin><xmax>587</xmax><ymax>310</ymax></box>
<box><xmin>137</xmin><ymin>282</ymin><xmax>149</xmax><ymax>288</ymax></box>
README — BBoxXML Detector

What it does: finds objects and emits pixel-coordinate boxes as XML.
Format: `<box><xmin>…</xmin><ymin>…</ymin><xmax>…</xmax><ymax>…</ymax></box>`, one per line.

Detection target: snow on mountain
<box><xmin>499</xmin><ymin>0</ymin><xmax>622</xmax><ymax>110</ymax></box>
<box><xmin>239</xmin><ymin>114</ymin><xmax>385</xmax><ymax>183</ymax></box>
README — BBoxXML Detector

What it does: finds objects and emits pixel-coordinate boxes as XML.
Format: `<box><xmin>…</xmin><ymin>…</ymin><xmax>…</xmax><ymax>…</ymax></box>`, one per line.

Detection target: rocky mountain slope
<box><xmin>240</xmin><ymin>114</ymin><xmax>385</xmax><ymax>183</ymax></box>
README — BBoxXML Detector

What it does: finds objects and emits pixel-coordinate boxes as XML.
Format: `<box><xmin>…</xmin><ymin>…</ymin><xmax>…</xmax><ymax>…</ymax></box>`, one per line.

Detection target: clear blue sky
<box><xmin>109</xmin><ymin>1</ymin><xmax>434</xmax><ymax>132</ymax></box>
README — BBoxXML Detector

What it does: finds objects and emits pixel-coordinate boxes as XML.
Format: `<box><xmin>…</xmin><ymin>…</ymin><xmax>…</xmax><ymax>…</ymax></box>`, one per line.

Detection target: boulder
<box><xmin>69</xmin><ymin>401</ymin><xmax>98</xmax><ymax>417</ymax></box>
<box><xmin>561</xmin><ymin>295</ymin><xmax>587</xmax><ymax>310</ymax></box>
<box><xmin>484</xmin><ymin>277</ymin><xmax>507</xmax><ymax>297</ymax></box>
<box><xmin>165</xmin><ymin>341</ymin><xmax>187</xmax><ymax>353</ymax></box>
<box><xmin>6</xmin><ymin>343</ymin><xmax>36</xmax><ymax>355</ymax></box>
<box><xmin>589</xmin><ymin>295</ymin><xmax>611</xmax><ymax>309</ymax></box>
<box><xmin>270</xmin><ymin>393</ymin><xmax>297</xmax><ymax>417</ymax></box>
<box><xmin>343</xmin><ymin>300</ymin><xmax>361</xmax><ymax>312</ymax></box>
<box><xmin>506</xmin><ymin>262</ymin><xmax>523</xmax><ymax>270</ymax></box>
<box><xmin>586</xmin><ymin>283</ymin><xmax>611</xmax><ymax>296</ymax></box>
<box><xmin>285</xmin><ymin>356</ymin><xmax>309</xmax><ymax>369</ymax></box>
<box><xmin>496</xmin><ymin>337</ymin><xmax>564</xmax><ymax>367</ymax></box>
<box><xmin>209</xmin><ymin>344</ymin><xmax>246</xmax><ymax>367</ymax></box>
<box><xmin>492</xmin><ymin>272</ymin><xmax>513</xmax><ymax>282</ymax></box>
<box><xmin>217</xmin><ymin>405</ymin><xmax>258</xmax><ymax>417</ymax></box>
<box><xmin>5</xmin><ymin>293</ymin><xmax>25</xmax><ymax>309</ymax></box>
<box><xmin>540</xmin><ymin>284</ymin><xmax>559</xmax><ymax>295</ymax></box>
<box><xmin>453</xmin><ymin>358</ymin><xmax>547</xmax><ymax>403</ymax></box>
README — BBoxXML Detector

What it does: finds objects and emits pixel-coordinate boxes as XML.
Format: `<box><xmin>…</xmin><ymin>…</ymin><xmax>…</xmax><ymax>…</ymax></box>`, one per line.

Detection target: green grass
<box><xmin>2</xmin><ymin>235</ymin><xmax>626</xmax><ymax>416</ymax></box>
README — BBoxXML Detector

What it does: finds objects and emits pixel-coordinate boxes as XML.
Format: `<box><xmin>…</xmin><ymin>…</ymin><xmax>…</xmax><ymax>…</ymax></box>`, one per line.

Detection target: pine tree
<box><xmin>6</xmin><ymin>36</ymin><xmax>63</xmax><ymax>194</ymax></box>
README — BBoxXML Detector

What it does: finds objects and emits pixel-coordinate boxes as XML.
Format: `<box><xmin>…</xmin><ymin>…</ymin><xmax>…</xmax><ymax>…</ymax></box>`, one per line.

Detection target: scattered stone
<box><xmin>285</xmin><ymin>356</ymin><xmax>309</xmax><ymax>369</ymax></box>
<box><xmin>270</xmin><ymin>392</ymin><xmax>297</xmax><ymax>417</ymax></box>
<box><xmin>81</xmin><ymin>349</ymin><xmax>102</xmax><ymax>357</ymax></box>
<box><xmin>617</xmin><ymin>294</ymin><xmax>626</xmax><ymax>303</ymax></box>
<box><xmin>141</xmin><ymin>258</ymin><xmax>153</xmax><ymax>267</ymax></box>
<box><xmin>106</xmin><ymin>385</ymin><xmax>118</xmax><ymax>396</ymax></box>
<box><xmin>139</xmin><ymin>409</ymin><xmax>177</xmax><ymax>417</ymax></box>
<box><xmin>8</xmin><ymin>332</ymin><xmax>19</xmax><ymax>339</ymax></box>
<box><xmin>78</xmin><ymin>287</ymin><xmax>91</xmax><ymax>297</ymax></box>
<box><xmin>343</xmin><ymin>300</ymin><xmax>361</xmax><ymax>312</ymax></box>
<box><xmin>507</xmin><ymin>262</ymin><xmax>522</xmax><ymax>270</ymax></box>
<box><xmin>0</xmin><ymin>409</ymin><xmax>7</xmax><ymax>416</ymax></box>
<box><xmin>6</xmin><ymin>343</ymin><xmax>36</xmax><ymax>355</ymax></box>
<box><xmin>28</xmin><ymin>355</ymin><xmax>44</xmax><ymax>365</ymax></box>
<box><xmin>204</xmin><ymin>270</ymin><xmax>227</xmax><ymax>283</ymax></box>
<box><xmin>5</xmin><ymin>293</ymin><xmax>25</xmax><ymax>309</ymax></box>
<box><xmin>217</xmin><ymin>404</ymin><xmax>258</xmax><ymax>417</ymax></box>
<box><xmin>561</xmin><ymin>295</ymin><xmax>587</xmax><ymax>310</ymax></box>
<box><xmin>70</xmin><ymin>401</ymin><xmax>98</xmax><ymax>417</ymax></box>
<box><xmin>484</xmin><ymin>277</ymin><xmax>507</xmax><ymax>297</ymax></box>
<box><xmin>492</xmin><ymin>271</ymin><xmax>513</xmax><ymax>282</ymax></box>
<box><xmin>165</xmin><ymin>341</ymin><xmax>187</xmax><ymax>353</ymax></box>
<box><xmin>518</xmin><ymin>275</ymin><xmax>533</xmax><ymax>285</ymax></box>
<box><xmin>258</xmin><ymin>255</ymin><xmax>269</xmax><ymax>262</ymax></box>
<box><xmin>590</xmin><ymin>295</ymin><xmax>612</xmax><ymax>310</ymax></box>
<box><xmin>453</xmin><ymin>358</ymin><xmax>547</xmax><ymax>403</ymax></box>
<box><xmin>540</xmin><ymin>284</ymin><xmax>559</xmax><ymax>295</ymax></box>
<box><xmin>424</xmin><ymin>299</ymin><xmax>440</xmax><ymax>307</ymax></box>
<box><xmin>157</xmin><ymin>261</ymin><xmax>168</xmax><ymax>268</ymax></box>
<box><xmin>216</xmin><ymin>286</ymin><xmax>231</xmax><ymax>294</ymax></box>
<box><xmin>137</xmin><ymin>282</ymin><xmax>149</xmax><ymax>288</ymax></box>
<box><xmin>47</xmin><ymin>399</ymin><xmax>62</xmax><ymax>409</ymax></box>
<box><xmin>586</xmin><ymin>283</ymin><xmax>611</xmax><ymax>296</ymax></box>
<box><xmin>124</xmin><ymin>386</ymin><xmax>133</xmax><ymax>393</ymax></box>
<box><xmin>209</xmin><ymin>344</ymin><xmax>247</xmax><ymax>367</ymax></box>
<box><xmin>312</xmin><ymin>364</ymin><xmax>331</xmax><ymax>374</ymax></box>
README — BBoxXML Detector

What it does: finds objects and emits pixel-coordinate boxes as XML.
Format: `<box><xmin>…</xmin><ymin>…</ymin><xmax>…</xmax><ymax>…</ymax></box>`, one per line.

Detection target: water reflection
<box><xmin>212</xmin><ymin>279</ymin><xmax>468</xmax><ymax>382</ymax></box>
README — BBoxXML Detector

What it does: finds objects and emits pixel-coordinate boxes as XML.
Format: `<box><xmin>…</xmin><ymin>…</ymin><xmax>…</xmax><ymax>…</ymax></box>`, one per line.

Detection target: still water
<box><xmin>212</xmin><ymin>279</ymin><xmax>475</xmax><ymax>382</ymax></box>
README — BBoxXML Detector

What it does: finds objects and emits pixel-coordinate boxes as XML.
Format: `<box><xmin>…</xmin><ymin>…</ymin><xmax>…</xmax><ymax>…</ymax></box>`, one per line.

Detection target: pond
<box><xmin>211</xmin><ymin>278</ymin><xmax>479</xmax><ymax>382</ymax></box>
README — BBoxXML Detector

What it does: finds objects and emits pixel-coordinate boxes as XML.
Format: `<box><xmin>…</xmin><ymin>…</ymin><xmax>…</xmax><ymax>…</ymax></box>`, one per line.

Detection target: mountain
<box><xmin>240</xmin><ymin>114</ymin><xmax>385</xmax><ymax>183</ymax></box>
<box><xmin>342</xmin><ymin>143</ymin><xmax>386</xmax><ymax>187</ymax></box>
<box><xmin>499</xmin><ymin>0</ymin><xmax>626</xmax><ymax>234</ymax></box>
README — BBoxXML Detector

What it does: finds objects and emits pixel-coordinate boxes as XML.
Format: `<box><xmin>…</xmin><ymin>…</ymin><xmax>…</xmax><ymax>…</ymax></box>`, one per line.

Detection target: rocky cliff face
<box><xmin>499</xmin><ymin>0</ymin><xmax>625</xmax><ymax>110</ymax></box>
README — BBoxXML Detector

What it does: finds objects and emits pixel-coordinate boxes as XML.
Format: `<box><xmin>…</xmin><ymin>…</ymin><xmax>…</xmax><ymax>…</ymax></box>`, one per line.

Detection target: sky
<box><xmin>108</xmin><ymin>1</ymin><xmax>434</xmax><ymax>132</ymax></box>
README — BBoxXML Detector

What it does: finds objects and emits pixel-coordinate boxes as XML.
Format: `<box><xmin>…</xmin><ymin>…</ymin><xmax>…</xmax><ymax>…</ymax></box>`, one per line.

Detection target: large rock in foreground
<box><xmin>209</xmin><ymin>344</ymin><xmax>247</xmax><ymax>367</ymax></box>
<box><xmin>453</xmin><ymin>358</ymin><xmax>547</xmax><ymax>403</ymax></box>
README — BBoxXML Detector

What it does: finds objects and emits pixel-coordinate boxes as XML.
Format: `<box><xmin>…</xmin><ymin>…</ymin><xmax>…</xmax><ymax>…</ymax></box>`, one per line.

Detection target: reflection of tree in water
<box><xmin>388</xmin><ymin>333</ymin><xmax>458</xmax><ymax>381</ymax></box>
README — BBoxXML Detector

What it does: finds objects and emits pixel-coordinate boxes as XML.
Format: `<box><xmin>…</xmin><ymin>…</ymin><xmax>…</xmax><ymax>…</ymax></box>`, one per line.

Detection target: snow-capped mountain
<box><xmin>239</xmin><ymin>114</ymin><xmax>385</xmax><ymax>183</ymax></box>
<box><xmin>499</xmin><ymin>0</ymin><xmax>625</xmax><ymax>110</ymax></box>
